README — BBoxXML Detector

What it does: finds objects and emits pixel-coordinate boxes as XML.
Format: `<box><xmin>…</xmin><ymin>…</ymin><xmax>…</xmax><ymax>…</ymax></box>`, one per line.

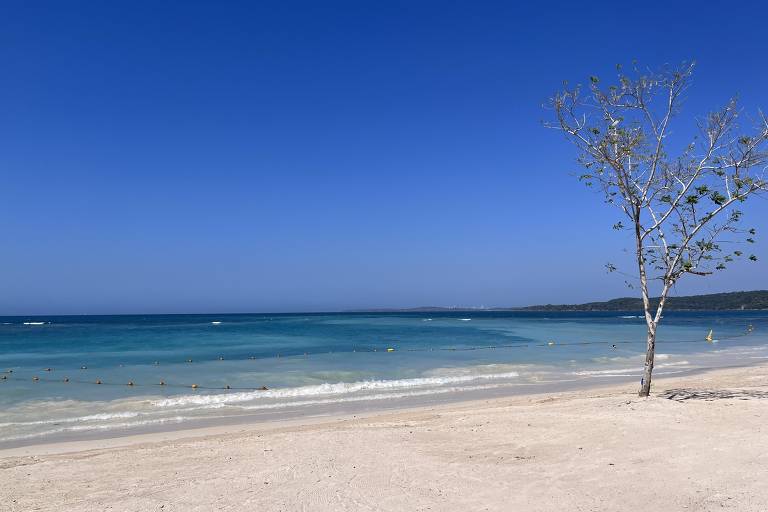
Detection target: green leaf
<box><xmin>709</xmin><ymin>191</ymin><xmax>727</xmax><ymax>205</ymax></box>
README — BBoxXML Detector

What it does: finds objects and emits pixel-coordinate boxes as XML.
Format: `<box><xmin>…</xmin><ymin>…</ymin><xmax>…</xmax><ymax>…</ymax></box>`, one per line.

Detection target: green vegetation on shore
<box><xmin>355</xmin><ymin>290</ymin><xmax>768</xmax><ymax>312</ymax></box>
<box><xmin>519</xmin><ymin>290</ymin><xmax>768</xmax><ymax>311</ymax></box>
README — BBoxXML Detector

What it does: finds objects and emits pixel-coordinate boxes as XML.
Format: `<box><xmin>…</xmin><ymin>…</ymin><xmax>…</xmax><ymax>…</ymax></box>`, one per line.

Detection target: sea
<box><xmin>1</xmin><ymin>310</ymin><xmax>767</xmax><ymax>448</ymax></box>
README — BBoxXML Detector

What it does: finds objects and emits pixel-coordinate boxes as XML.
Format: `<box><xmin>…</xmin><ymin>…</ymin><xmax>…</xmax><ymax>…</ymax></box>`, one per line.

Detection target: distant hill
<box><xmin>519</xmin><ymin>290</ymin><xmax>768</xmax><ymax>312</ymax></box>
<box><xmin>351</xmin><ymin>290</ymin><xmax>768</xmax><ymax>313</ymax></box>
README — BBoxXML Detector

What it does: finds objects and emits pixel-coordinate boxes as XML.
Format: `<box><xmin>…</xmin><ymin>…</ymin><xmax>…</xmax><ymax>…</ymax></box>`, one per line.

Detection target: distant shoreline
<box><xmin>1</xmin><ymin>290</ymin><xmax>766</xmax><ymax>317</ymax></box>
<box><xmin>348</xmin><ymin>307</ymin><xmax>768</xmax><ymax>313</ymax></box>
<box><xmin>348</xmin><ymin>290</ymin><xmax>768</xmax><ymax>313</ymax></box>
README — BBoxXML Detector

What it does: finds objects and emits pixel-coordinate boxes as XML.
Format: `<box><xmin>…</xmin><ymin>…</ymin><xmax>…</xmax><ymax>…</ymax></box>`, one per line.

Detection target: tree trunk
<box><xmin>633</xmin><ymin>205</ymin><xmax>657</xmax><ymax>397</ymax></box>
<box><xmin>638</xmin><ymin>322</ymin><xmax>656</xmax><ymax>396</ymax></box>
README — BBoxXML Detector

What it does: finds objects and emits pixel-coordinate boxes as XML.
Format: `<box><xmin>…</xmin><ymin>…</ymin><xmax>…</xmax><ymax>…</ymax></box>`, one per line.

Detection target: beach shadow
<box><xmin>659</xmin><ymin>388</ymin><xmax>768</xmax><ymax>402</ymax></box>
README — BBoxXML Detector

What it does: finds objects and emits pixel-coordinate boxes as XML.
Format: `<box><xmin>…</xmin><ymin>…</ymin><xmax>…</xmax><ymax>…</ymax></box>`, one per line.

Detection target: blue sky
<box><xmin>2</xmin><ymin>1</ymin><xmax>767</xmax><ymax>314</ymax></box>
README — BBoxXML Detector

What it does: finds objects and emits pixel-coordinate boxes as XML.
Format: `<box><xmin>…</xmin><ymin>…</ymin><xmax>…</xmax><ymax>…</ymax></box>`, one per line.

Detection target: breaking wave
<box><xmin>151</xmin><ymin>372</ymin><xmax>521</xmax><ymax>408</ymax></box>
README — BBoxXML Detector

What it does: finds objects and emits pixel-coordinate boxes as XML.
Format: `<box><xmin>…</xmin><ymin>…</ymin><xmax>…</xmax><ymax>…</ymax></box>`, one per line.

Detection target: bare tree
<box><xmin>548</xmin><ymin>62</ymin><xmax>768</xmax><ymax>396</ymax></box>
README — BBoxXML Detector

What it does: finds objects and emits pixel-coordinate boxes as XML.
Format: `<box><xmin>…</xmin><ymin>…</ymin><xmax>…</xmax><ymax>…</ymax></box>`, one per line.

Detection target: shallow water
<box><xmin>1</xmin><ymin>311</ymin><xmax>766</xmax><ymax>446</ymax></box>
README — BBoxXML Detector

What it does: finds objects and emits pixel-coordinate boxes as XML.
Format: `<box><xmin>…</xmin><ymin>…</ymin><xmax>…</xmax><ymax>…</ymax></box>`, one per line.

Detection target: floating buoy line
<box><xmin>0</xmin><ymin>326</ymin><xmax>757</xmax><ymax>391</ymax></box>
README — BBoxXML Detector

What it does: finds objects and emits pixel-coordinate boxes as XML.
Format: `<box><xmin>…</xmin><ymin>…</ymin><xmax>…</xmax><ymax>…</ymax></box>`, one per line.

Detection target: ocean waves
<box><xmin>150</xmin><ymin>372</ymin><xmax>521</xmax><ymax>408</ymax></box>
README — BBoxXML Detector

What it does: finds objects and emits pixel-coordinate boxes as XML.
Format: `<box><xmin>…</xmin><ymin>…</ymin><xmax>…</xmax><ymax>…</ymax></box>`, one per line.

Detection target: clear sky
<box><xmin>2</xmin><ymin>1</ymin><xmax>767</xmax><ymax>314</ymax></box>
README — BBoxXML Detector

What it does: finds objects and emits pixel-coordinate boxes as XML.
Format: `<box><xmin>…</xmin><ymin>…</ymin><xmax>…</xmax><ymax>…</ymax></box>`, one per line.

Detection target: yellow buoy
<box><xmin>191</xmin><ymin>383</ymin><xmax>198</xmax><ymax>389</ymax></box>
<box><xmin>387</xmin><ymin>348</ymin><xmax>395</xmax><ymax>352</ymax></box>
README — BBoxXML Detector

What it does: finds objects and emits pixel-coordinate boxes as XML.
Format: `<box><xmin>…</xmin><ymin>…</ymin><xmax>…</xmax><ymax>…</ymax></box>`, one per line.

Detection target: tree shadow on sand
<box><xmin>659</xmin><ymin>388</ymin><xmax>768</xmax><ymax>402</ymax></box>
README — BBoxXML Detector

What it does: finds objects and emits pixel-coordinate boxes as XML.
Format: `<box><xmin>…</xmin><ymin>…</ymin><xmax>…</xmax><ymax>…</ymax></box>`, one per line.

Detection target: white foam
<box><xmin>571</xmin><ymin>368</ymin><xmax>639</xmax><ymax>376</ymax></box>
<box><xmin>150</xmin><ymin>372</ymin><xmax>520</xmax><ymax>408</ymax></box>
<box><xmin>0</xmin><ymin>416</ymin><xmax>191</xmax><ymax>443</ymax></box>
<box><xmin>459</xmin><ymin>318</ymin><xmax>472</xmax><ymax>321</ymax></box>
<box><xmin>657</xmin><ymin>360</ymin><xmax>690</xmax><ymax>367</ymax></box>
<box><xmin>236</xmin><ymin>383</ymin><xmax>507</xmax><ymax>411</ymax></box>
<box><xmin>23</xmin><ymin>322</ymin><xmax>46</xmax><ymax>326</ymax></box>
<box><xmin>0</xmin><ymin>411</ymin><xmax>141</xmax><ymax>427</ymax></box>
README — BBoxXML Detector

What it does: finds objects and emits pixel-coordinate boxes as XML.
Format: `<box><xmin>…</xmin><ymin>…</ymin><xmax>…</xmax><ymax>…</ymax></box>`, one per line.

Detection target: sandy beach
<box><xmin>1</xmin><ymin>364</ymin><xmax>766</xmax><ymax>511</ymax></box>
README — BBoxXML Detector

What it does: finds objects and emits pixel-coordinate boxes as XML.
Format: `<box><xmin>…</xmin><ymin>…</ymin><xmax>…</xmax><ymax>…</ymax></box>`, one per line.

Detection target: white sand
<box><xmin>2</xmin><ymin>364</ymin><xmax>767</xmax><ymax>511</ymax></box>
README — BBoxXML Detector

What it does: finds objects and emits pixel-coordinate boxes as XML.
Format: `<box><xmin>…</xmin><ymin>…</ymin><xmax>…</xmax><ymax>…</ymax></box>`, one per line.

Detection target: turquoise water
<box><xmin>1</xmin><ymin>311</ymin><xmax>767</xmax><ymax>445</ymax></box>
